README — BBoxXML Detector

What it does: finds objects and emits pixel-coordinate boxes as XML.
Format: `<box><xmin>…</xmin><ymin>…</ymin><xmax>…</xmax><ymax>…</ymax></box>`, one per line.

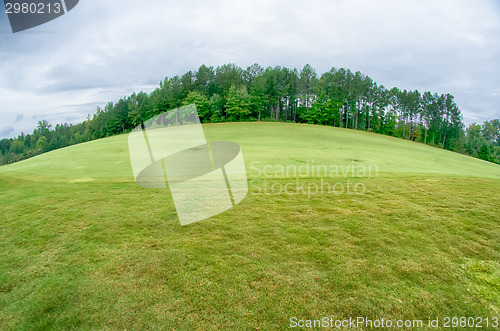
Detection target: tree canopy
<box><xmin>1</xmin><ymin>64</ymin><xmax>499</xmax><ymax>165</ymax></box>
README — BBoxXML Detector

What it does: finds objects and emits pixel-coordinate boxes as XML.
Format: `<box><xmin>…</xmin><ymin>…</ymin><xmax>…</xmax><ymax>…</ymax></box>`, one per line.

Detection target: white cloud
<box><xmin>0</xmin><ymin>0</ymin><xmax>499</xmax><ymax>138</ymax></box>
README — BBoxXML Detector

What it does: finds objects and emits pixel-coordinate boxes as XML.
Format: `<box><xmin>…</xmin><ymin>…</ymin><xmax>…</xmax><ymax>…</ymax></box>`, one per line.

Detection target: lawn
<box><xmin>0</xmin><ymin>122</ymin><xmax>499</xmax><ymax>329</ymax></box>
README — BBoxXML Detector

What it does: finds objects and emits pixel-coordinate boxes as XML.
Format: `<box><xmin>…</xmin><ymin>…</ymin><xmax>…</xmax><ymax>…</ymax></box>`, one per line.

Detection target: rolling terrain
<box><xmin>1</xmin><ymin>122</ymin><xmax>499</xmax><ymax>329</ymax></box>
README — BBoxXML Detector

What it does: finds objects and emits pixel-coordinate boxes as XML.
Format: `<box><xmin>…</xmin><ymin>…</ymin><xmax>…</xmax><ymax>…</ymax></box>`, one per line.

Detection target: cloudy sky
<box><xmin>1</xmin><ymin>0</ymin><xmax>499</xmax><ymax>138</ymax></box>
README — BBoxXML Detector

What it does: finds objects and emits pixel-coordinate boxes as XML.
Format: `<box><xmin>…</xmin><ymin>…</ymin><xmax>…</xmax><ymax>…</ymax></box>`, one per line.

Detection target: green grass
<box><xmin>1</xmin><ymin>122</ymin><xmax>499</xmax><ymax>330</ymax></box>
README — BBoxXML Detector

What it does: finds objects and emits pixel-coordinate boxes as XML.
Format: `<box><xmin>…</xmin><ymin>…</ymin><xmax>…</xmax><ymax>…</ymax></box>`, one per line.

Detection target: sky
<box><xmin>0</xmin><ymin>0</ymin><xmax>499</xmax><ymax>138</ymax></box>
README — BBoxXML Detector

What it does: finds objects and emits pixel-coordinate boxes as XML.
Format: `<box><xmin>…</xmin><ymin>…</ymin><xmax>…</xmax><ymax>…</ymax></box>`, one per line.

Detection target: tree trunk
<box><xmin>365</xmin><ymin>107</ymin><xmax>369</xmax><ymax>131</ymax></box>
<box><xmin>345</xmin><ymin>104</ymin><xmax>349</xmax><ymax>129</ymax></box>
<box><xmin>285</xmin><ymin>98</ymin><xmax>288</xmax><ymax>122</ymax></box>
<box><xmin>355</xmin><ymin>104</ymin><xmax>359</xmax><ymax>130</ymax></box>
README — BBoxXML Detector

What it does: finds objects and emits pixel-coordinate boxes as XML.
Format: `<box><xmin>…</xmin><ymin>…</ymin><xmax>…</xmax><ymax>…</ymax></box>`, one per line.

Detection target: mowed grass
<box><xmin>0</xmin><ymin>122</ymin><xmax>499</xmax><ymax>330</ymax></box>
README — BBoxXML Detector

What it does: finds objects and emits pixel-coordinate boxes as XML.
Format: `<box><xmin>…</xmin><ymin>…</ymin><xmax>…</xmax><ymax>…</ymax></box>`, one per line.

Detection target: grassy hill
<box><xmin>1</xmin><ymin>122</ymin><xmax>499</xmax><ymax>329</ymax></box>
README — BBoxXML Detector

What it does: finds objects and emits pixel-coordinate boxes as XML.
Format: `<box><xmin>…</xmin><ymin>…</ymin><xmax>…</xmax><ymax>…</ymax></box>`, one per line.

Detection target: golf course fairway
<box><xmin>1</xmin><ymin>122</ymin><xmax>499</xmax><ymax>329</ymax></box>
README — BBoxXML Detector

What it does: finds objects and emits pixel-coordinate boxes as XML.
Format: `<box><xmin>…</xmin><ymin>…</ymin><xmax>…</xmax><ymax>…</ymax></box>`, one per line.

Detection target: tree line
<box><xmin>1</xmin><ymin>64</ymin><xmax>499</xmax><ymax>165</ymax></box>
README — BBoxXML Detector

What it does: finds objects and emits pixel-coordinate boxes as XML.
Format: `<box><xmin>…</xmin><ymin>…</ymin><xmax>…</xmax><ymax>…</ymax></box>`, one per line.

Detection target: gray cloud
<box><xmin>0</xmin><ymin>126</ymin><xmax>15</xmax><ymax>137</ymax></box>
<box><xmin>0</xmin><ymin>0</ymin><xmax>499</xmax><ymax>139</ymax></box>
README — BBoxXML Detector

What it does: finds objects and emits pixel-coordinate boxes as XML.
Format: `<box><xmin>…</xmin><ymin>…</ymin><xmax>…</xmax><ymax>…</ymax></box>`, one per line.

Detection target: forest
<box><xmin>1</xmin><ymin>64</ymin><xmax>499</xmax><ymax>165</ymax></box>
